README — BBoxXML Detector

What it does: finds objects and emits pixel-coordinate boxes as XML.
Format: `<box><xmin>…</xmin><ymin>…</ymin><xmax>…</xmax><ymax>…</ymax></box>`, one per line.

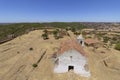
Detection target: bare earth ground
<box><xmin>0</xmin><ymin>30</ymin><xmax>120</xmax><ymax>80</ymax></box>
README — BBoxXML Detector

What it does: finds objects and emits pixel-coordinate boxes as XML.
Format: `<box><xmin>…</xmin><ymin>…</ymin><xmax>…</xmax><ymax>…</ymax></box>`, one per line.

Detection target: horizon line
<box><xmin>0</xmin><ymin>21</ymin><xmax>120</xmax><ymax>24</ymax></box>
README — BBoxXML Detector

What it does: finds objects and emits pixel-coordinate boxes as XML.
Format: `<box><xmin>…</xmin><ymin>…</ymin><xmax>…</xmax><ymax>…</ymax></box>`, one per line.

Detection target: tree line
<box><xmin>0</xmin><ymin>22</ymin><xmax>86</xmax><ymax>43</ymax></box>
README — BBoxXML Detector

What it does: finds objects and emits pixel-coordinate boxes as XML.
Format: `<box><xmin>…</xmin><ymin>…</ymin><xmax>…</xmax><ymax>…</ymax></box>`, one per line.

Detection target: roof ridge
<box><xmin>57</xmin><ymin>39</ymin><xmax>87</xmax><ymax>56</ymax></box>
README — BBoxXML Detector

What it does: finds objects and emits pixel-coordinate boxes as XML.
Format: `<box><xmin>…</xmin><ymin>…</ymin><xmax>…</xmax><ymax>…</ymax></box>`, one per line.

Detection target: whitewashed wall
<box><xmin>77</xmin><ymin>35</ymin><xmax>84</xmax><ymax>47</ymax></box>
<box><xmin>54</xmin><ymin>49</ymin><xmax>90</xmax><ymax>77</ymax></box>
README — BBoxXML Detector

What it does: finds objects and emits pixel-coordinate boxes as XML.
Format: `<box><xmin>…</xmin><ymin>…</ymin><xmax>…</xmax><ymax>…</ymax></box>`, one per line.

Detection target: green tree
<box><xmin>115</xmin><ymin>43</ymin><xmax>120</xmax><ymax>51</ymax></box>
<box><xmin>103</xmin><ymin>36</ymin><xmax>110</xmax><ymax>43</ymax></box>
<box><xmin>41</xmin><ymin>33</ymin><xmax>49</xmax><ymax>40</ymax></box>
<box><xmin>65</xmin><ymin>28</ymin><xmax>69</xmax><ymax>31</ymax></box>
<box><xmin>53</xmin><ymin>30</ymin><xmax>59</xmax><ymax>39</ymax></box>
<box><xmin>71</xmin><ymin>27</ymin><xmax>76</xmax><ymax>32</ymax></box>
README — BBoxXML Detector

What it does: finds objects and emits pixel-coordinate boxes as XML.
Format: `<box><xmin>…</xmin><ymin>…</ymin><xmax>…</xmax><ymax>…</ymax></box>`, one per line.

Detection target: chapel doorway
<box><xmin>80</xmin><ymin>41</ymin><xmax>83</xmax><ymax>45</ymax></box>
<box><xmin>68</xmin><ymin>66</ymin><xmax>74</xmax><ymax>71</ymax></box>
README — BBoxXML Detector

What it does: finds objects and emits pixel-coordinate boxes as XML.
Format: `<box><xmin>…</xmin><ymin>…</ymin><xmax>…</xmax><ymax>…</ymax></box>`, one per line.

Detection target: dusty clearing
<box><xmin>0</xmin><ymin>30</ymin><xmax>120</xmax><ymax>80</ymax></box>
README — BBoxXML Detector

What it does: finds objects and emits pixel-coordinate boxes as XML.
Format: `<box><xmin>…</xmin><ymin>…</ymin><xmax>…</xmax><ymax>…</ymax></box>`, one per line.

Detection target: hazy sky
<box><xmin>0</xmin><ymin>0</ymin><xmax>120</xmax><ymax>22</ymax></box>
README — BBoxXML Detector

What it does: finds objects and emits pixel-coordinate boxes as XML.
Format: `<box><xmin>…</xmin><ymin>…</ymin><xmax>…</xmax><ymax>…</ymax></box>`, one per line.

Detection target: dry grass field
<box><xmin>0</xmin><ymin>30</ymin><xmax>120</xmax><ymax>80</ymax></box>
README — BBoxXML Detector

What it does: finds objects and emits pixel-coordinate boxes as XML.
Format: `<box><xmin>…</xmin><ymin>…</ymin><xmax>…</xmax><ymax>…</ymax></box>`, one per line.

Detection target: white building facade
<box><xmin>54</xmin><ymin>49</ymin><xmax>90</xmax><ymax>77</ymax></box>
<box><xmin>77</xmin><ymin>35</ymin><xmax>84</xmax><ymax>47</ymax></box>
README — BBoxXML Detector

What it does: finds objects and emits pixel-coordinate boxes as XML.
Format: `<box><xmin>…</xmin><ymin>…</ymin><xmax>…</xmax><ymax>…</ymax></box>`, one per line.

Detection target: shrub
<box><xmin>103</xmin><ymin>36</ymin><xmax>110</xmax><ymax>43</ymax></box>
<box><xmin>17</xmin><ymin>51</ymin><xmax>20</xmax><ymax>54</ymax></box>
<box><xmin>32</xmin><ymin>63</ymin><xmax>38</xmax><ymax>68</ymax></box>
<box><xmin>87</xmin><ymin>36</ymin><xmax>92</xmax><ymax>38</ymax></box>
<box><xmin>65</xmin><ymin>28</ymin><xmax>69</xmax><ymax>31</ymax></box>
<box><xmin>53</xmin><ymin>30</ymin><xmax>58</xmax><ymax>35</ymax></box>
<box><xmin>115</xmin><ymin>43</ymin><xmax>120</xmax><ymax>51</ymax></box>
<box><xmin>29</xmin><ymin>47</ymin><xmax>33</xmax><ymax>51</ymax></box>
<box><xmin>43</xmin><ymin>29</ymin><xmax>48</xmax><ymax>33</ymax></box>
<box><xmin>71</xmin><ymin>27</ymin><xmax>76</xmax><ymax>32</ymax></box>
<box><xmin>41</xmin><ymin>33</ymin><xmax>49</xmax><ymax>40</ymax></box>
<box><xmin>53</xmin><ymin>30</ymin><xmax>59</xmax><ymax>39</ymax></box>
<box><xmin>74</xmin><ymin>32</ymin><xmax>80</xmax><ymax>35</ymax></box>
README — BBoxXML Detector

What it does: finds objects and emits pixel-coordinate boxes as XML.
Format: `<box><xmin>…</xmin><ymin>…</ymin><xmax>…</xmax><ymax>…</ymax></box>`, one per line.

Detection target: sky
<box><xmin>0</xmin><ymin>0</ymin><xmax>120</xmax><ymax>22</ymax></box>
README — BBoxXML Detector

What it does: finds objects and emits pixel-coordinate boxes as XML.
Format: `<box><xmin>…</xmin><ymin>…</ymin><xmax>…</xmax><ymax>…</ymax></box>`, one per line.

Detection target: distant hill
<box><xmin>0</xmin><ymin>22</ymin><xmax>86</xmax><ymax>44</ymax></box>
<box><xmin>0</xmin><ymin>22</ymin><xmax>120</xmax><ymax>44</ymax></box>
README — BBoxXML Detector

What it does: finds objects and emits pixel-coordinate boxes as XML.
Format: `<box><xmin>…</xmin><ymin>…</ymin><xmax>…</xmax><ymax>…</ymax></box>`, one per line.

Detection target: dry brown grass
<box><xmin>0</xmin><ymin>30</ymin><xmax>120</xmax><ymax>80</ymax></box>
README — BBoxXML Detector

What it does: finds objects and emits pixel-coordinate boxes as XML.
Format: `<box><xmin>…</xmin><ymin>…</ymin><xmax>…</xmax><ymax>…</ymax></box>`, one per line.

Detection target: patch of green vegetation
<box><xmin>32</xmin><ymin>63</ymin><xmax>38</xmax><ymax>68</ymax></box>
<box><xmin>53</xmin><ymin>29</ymin><xmax>60</xmax><ymax>39</ymax></box>
<box><xmin>115</xmin><ymin>43</ymin><xmax>120</xmax><ymax>51</ymax></box>
<box><xmin>74</xmin><ymin>32</ymin><xmax>81</xmax><ymax>35</ymax></box>
<box><xmin>0</xmin><ymin>23</ymin><xmax>44</xmax><ymax>41</ymax></box>
<box><xmin>71</xmin><ymin>27</ymin><xmax>76</xmax><ymax>32</ymax></box>
<box><xmin>103</xmin><ymin>36</ymin><xmax>110</xmax><ymax>43</ymax></box>
<box><xmin>0</xmin><ymin>23</ymin><xmax>86</xmax><ymax>43</ymax></box>
<box><xmin>41</xmin><ymin>33</ymin><xmax>49</xmax><ymax>40</ymax></box>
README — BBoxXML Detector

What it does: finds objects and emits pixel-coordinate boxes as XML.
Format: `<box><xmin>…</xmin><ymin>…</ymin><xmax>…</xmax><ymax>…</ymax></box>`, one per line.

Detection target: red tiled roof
<box><xmin>85</xmin><ymin>38</ymin><xmax>99</xmax><ymax>45</ymax></box>
<box><xmin>57</xmin><ymin>39</ymin><xmax>87</xmax><ymax>56</ymax></box>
